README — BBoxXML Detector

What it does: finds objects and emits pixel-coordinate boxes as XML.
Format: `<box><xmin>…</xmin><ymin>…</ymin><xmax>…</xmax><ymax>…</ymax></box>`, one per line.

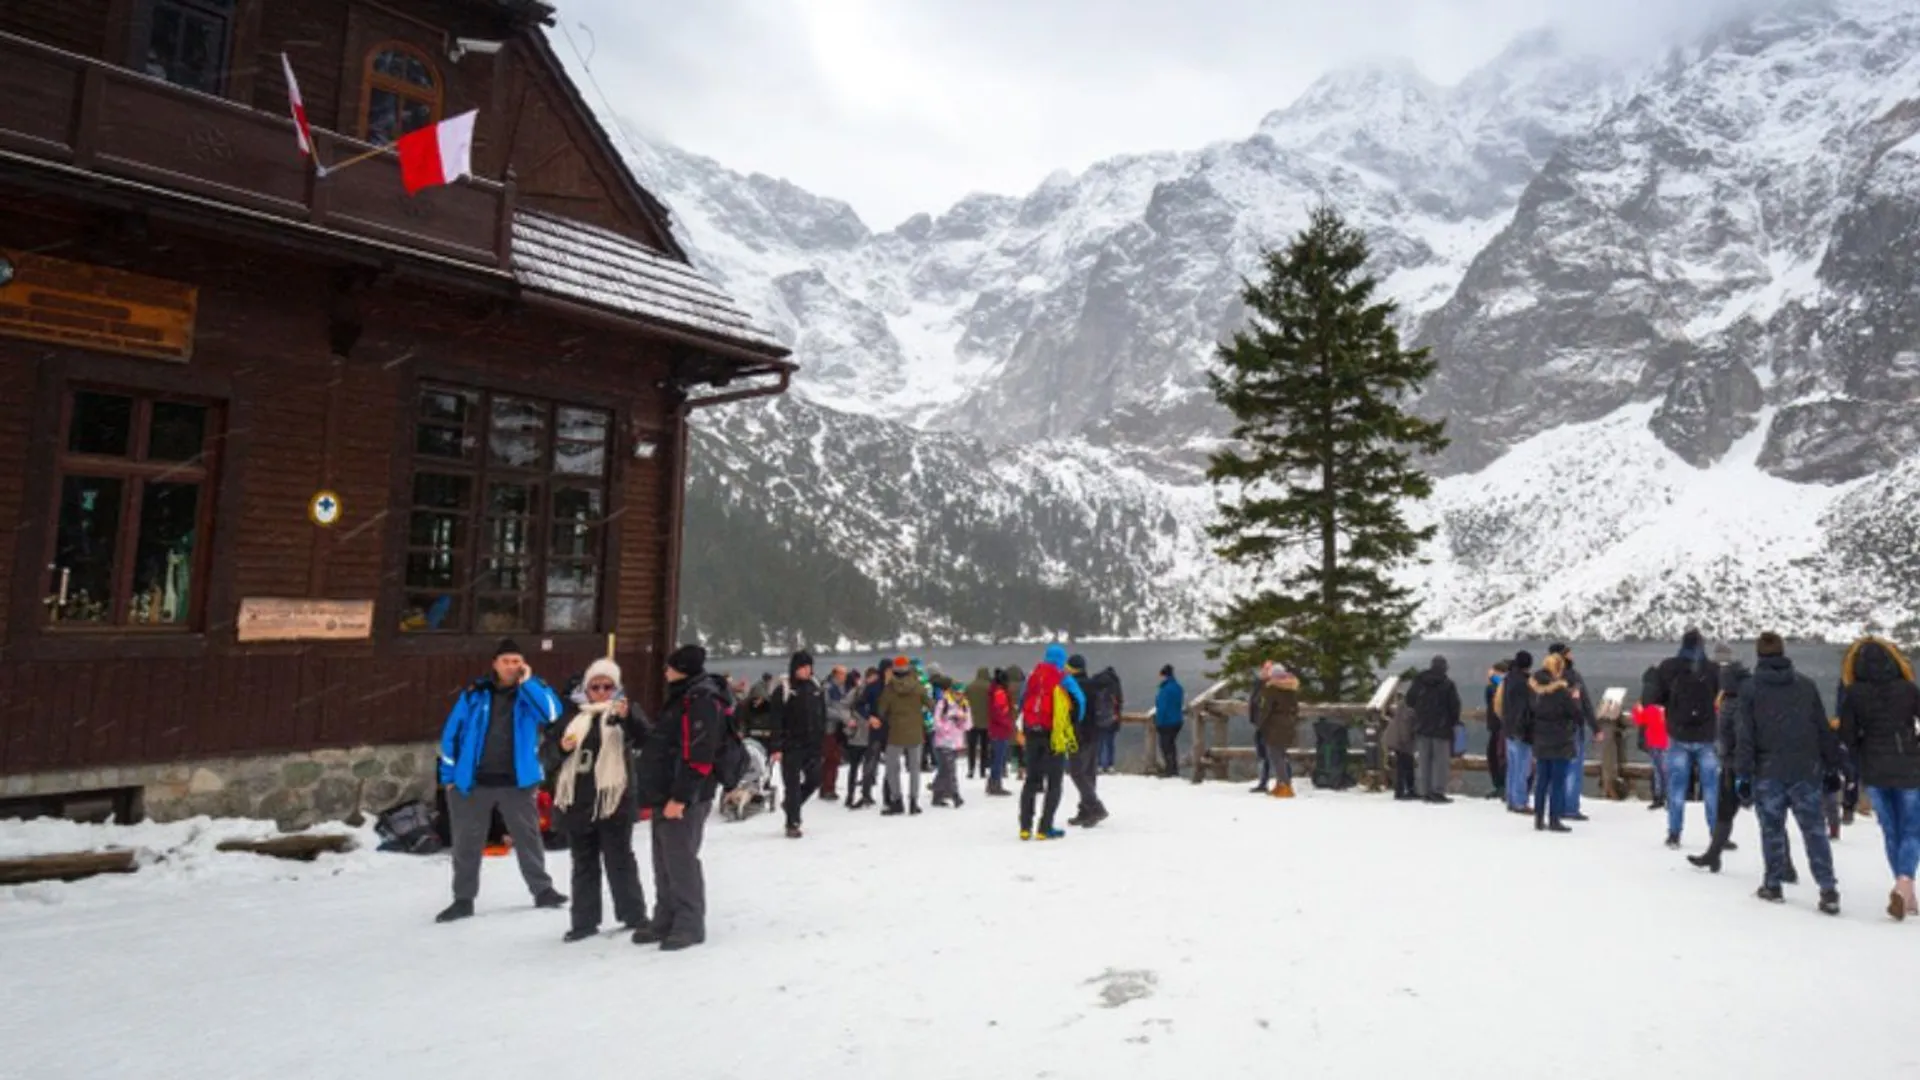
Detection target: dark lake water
<box><xmin>716</xmin><ymin>639</ymin><xmax>1850</xmax><ymax>785</ymax></box>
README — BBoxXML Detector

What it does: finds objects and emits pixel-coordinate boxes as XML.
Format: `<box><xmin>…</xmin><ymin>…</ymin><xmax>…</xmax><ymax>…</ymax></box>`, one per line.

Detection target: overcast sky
<box><xmin>555</xmin><ymin>0</ymin><xmax>1769</xmax><ymax>228</ymax></box>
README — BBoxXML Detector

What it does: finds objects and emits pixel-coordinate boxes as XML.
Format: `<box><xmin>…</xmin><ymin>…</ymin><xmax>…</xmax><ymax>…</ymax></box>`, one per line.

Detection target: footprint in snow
<box><xmin>1086</xmin><ymin>968</ymin><xmax>1158</xmax><ymax>1009</ymax></box>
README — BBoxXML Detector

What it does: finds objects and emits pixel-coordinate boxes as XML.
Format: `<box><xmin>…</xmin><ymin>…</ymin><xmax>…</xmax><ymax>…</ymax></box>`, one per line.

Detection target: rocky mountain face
<box><xmin>633</xmin><ymin>0</ymin><xmax>1920</xmax><ymax>651</ymax></box>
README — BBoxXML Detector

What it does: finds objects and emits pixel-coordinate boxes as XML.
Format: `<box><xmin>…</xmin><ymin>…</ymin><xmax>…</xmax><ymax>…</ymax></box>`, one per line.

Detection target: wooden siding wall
<box><xmin>0</xmin><ymin>200</ymin><xmax>681</xmax><ymax>778</ymax></box>
<box><xmin>0</xmin><ymin>0</ymin><xmax>111</xmax><ymax>57</ymax></box>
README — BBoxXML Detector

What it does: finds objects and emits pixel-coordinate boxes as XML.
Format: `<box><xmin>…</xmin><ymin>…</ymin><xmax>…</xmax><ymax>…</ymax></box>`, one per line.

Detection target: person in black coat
<box><xmin>1523</xmin><ymin>658</ymin><xmax>1581</xmax><ymax>832</ymax></box>
<box><xmin>1836</xmin><ymin>638</ymin><xmax>1920</xmax><ymax>920</ymax></box>
<box><xmin>1407</xmin><ymin>656</ymin><xmax>1462</xmax><ymax>804</ymax></box>
<box><xmin>1733</xmin><ymin>633</ymin><xmax>1840</xmax><ymax>911</ymax></box>
<box><xmin>553</xmin><ymin>658</ymin><xmax>647</xmax><ymax>943</ymax></box>
<box><xmin>769</xmin><ymin>649</ymin><xmax>827</xmax><ymax>839</ymax></box>
<box><xmin>1484</xmin><ymin>660</ymin><xmax>1510</xmax><ymax>799</ymax></box>
<box><xmin>633</xmin><ymin>645</ymin><xmax>727</xmax><ymax>952</ymax></box>
<box><xmin>1650</xmin><ymin>628</ymin><xmax>1724</xmax><ymax>847</ymax></box>
<box><xmin>1501</xmin><ymin>651</ymin><xmax>1536</xmax><ymax>813</ymax></box>
<box><xmin>1688</xmin><ymin>658</ymin><xmax>1755</xmax><ymax>873</ymax></box>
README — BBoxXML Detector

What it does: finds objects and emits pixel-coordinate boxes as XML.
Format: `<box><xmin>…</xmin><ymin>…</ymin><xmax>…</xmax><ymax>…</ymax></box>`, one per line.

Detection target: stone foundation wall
<box><xmin>0</xmin><ymin>743</ymin><xmax>438</xmax><ymax>830</ymax></box>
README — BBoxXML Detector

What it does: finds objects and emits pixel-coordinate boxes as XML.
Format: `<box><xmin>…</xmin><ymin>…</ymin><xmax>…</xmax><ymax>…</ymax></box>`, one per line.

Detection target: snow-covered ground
<box><xmin>0</xmin><ymin>778</ymin><xmax>1912</xmax><ymax>1079</ymax></box>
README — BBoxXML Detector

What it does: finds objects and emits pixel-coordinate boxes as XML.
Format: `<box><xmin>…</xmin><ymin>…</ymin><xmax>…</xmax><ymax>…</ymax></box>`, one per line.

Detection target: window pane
<box><xmin>420</xmin><ymin>386</ymin><xmax>479</xmax><ymax>423</ymax></box>
<box><xmin>404</xmin><ymin>551</ymin><xmax>460</xmax><ymax>590</ymax></box>
<box><xmin>374</xmin><ymin>48</ymin><xmax>435</xmax><ymax>89</ymax></box>
<box><xmin>551</xmin><ymin>487</ymin><xmax>602</xmax><ymax>521</ymax></box>
<box><xmin>544</xmin><ymin>595</ymin><xmax>596</xmax><ymax>632</ymax></box>
<box><xmin>147</xmin><ymin>402</ymin><xmax>208</xmax><ymax>462</ymax></box>
<box><xmin>476</xmin><ymin>593</ymin><xmax>532</xmax><ymax>634</ymax></box>
<box><xmin>545</xmin><ymin>560</ymin><xmax>597</xmax><ymax>597</ymax></box>
<box><xmin>485</xmin><ymin>517</ymin><xmax>532</xmax><ymax>558</ymax></box>
<box><xmin>367</xmin><ymin>88</ymin><xmax>400</xmax><ymax>146</ymax></box>
<box><xmin>489</xmin><ymin>397</ymin><xmax>546</xmax><ymax>469</ymax></box>
<box><xmin>487</xmin><ymin>482</ymin><xmax>534</xmax><ymax>518</ymax></box>
<box><xmin>51</xmin><ymin>475</ymin><xmax>124</xmax><ymax>624</ymax></box>
<box><xmin>550</xmin><ymin>488</ymin><xmax>601</xmax><ymax>557</ymax></box>
<box><xmin>407</xmin><ymin>510</ymin><xmax>466</xmax><ymax>550</ymax></box>
<box><xmin>69</xmin><ymin>392</ymin><xmax>134</xmax><ymax>456</ymax></box>
<box><xmin>400</xmin><ymin>97</ymin><xmax>435</xmax><ymax>138</ymax></box>
<box><xmin>400</xmin><ymin>593</ymin><xmax>460</xmax><ymax>633</ymax></box>
<box><xmin>415</xmin><ymin>422</ymin><xmax>473</xmax><ymax>461</ymax></box>
<box><xmin>479</xmin><ymin>558</ymin><xmax>529</xmax><ymax>592</ymax></box>
<box><xmin>142</xmin><ymin>2</ymin><xmax>229</xmax><ymax>95</ymax></box>
<box><xmin>412</xmin><ymin>473</ymin><xmax>471</xmax><ymax>511</ymax></box>
<box><xmin>129</xmin><ymin>482</ymin><xmax>198</xmax><ymax>626</ymax></box>
<box><xmin>555</xmin><ymin>408</ymin><xmax>609</xmax><ymax>476</ymax></box>
<box><xmin>549</xmin><ymin>520</ymin><xmax>597</xmax><ymax>559</ymax></box>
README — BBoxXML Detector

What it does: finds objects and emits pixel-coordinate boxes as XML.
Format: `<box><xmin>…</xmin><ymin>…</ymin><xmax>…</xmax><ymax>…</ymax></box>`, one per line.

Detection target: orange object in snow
<box><xmin>483</xmin><ymin>843</ymin><xmax>511</xmax><ymax>857</ymax></box>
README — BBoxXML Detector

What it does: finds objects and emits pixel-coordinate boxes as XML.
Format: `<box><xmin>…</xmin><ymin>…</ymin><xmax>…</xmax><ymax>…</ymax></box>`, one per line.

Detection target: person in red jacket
<box><xmin>1633</xmin><ymin>663</ymin><xmax>1671</xmax><ymax>811</ymax></box>
<box><xmin>987</xmin><ymin>669</ymin><xmax>1016</xmax><ymax>796</ymax></box>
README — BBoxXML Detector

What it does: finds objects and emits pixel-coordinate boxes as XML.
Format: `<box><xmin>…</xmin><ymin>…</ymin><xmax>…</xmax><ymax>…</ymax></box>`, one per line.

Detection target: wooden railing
<box><xmin>0</xmin><ymin>32</ymin><xmax>514</xmax><ymax>270</ymax></box>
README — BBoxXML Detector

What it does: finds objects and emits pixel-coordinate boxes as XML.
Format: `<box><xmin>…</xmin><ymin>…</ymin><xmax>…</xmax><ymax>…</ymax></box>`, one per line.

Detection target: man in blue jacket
<box><xmin>1154</xmin><ymin>665</ymin><xmax>1185</xmax><ymax>778</ymax></box>
<box><xmin>435</xmin><ymin>639</ymin><xmax>567</xmax><ymax>923</ymax></box>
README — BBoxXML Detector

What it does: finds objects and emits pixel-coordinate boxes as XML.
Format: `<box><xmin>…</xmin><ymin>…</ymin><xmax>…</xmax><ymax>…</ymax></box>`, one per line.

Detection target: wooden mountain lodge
<box><xmin>0</xmin><ymin>0</ymin><xmax>792</xmax><ymax>824</ymax></box>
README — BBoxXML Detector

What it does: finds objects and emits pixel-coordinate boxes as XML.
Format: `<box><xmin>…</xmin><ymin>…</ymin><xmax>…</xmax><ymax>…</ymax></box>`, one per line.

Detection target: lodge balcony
<box><xmin>0</xmin><ymin>30</ymin><xmax>512</xmax><ymax>273</ymax></box>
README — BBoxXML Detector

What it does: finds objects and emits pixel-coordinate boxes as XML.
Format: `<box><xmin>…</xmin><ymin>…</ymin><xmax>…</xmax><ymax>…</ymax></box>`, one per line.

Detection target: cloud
<box><xmin>555</xmin><ymin>0</ymin><xmax>1792</xmax><ymax>228</ymax></box>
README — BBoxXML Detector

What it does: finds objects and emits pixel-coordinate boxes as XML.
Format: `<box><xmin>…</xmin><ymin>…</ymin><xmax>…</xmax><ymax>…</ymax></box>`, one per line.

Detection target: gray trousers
<box><xmin>931</xmin><ymin>747</ymin><xmax>960</xmax><ymax>800</ymax></box>
<box><xmin>448</xmin><ymin>785</ymin><xmax>553</xmax><ymax>902</ymax></box>
<box><xmin>1070</xmin><ymin>733</ymin><xmax>1105</xmax><ymax>815</ymax></box>
<box><xmin>1416</xmin><ymin>736</ymin><xmax>1452</xmax><ymax>797</ymax></box>
<box><xmin>883</xmin><ymin>745</ymin><xmax>921</xmax><ymax>806</ymax></box>
<box><xmin>649</xmin><ymin>798</ymin><xmax>712</xmax><ymax>938</ymax></box>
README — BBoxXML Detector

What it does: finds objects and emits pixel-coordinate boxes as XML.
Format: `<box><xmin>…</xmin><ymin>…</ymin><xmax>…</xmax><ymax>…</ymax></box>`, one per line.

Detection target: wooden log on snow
<box><xmin>215</xmin><ymin>834</ymin><xmax>356</xmax><ymax>861</ymax></box>
<box><xmin>0</xmin><ymin>849</ymin><xmax>137</xmax><ymax>885</ymax></box>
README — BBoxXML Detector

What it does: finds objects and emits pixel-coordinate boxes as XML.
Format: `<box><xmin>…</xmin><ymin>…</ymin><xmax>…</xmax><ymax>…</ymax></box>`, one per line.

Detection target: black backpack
<box><xmin>1312</xmin><ymin>718</ymin><xmax>1355</xmax><ymax>791</ymax></box>
<box><xmin>1089</xmin><ymin>671</ymin><xmax>1122</xmax><ymax>730</ymax></box>
<box><xmin>712</xmin><ymin>695</ymin><xmax>749</xmax><ymax>790</ymax></box>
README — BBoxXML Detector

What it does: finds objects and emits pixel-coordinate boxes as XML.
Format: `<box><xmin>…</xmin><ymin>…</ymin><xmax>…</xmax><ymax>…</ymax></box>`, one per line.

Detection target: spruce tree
<box><xmin>1206</xmin><ymin>207</ymin><xmax>1449</xmax><ymax>701</ymax></box>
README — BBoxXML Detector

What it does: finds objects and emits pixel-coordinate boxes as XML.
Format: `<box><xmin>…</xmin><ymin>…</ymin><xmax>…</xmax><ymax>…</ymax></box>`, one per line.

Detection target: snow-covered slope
<box><xmin>617</xmin><ymin>0</ymin><xmax>1920</xmax><ymax>648</ymax></box>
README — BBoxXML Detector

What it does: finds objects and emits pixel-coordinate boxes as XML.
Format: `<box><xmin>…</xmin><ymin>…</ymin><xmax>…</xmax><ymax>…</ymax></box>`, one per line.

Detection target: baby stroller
<box><xmin>718</xmin><ymin>736</ymin><xmax>777</xmax><ymax>822</ymax></box>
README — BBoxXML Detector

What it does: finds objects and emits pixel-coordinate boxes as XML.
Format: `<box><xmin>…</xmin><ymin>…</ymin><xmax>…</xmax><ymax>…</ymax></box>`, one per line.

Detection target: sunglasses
<box><xmin>587</xmin><ymin>682</ymin><xmax>617</xmax><ymax>692</ymax></box>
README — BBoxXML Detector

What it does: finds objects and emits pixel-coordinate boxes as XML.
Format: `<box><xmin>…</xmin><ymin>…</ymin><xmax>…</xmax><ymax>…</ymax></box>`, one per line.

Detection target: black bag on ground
<box><xmin>1312</xmin><ymin>718</ymin><xmax>1355</xmax><ymax>791</ymax></box>
<box><xmin>375</xmin><ymin>799</ymin><xmax>444</xmax><ymax>854</ymax></box>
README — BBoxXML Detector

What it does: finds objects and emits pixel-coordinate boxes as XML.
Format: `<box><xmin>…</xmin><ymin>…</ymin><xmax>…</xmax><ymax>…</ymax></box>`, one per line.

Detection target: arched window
<box><xmin>361</xmin><ymin>43</ymin><xmax>441</xmax><ymax>147</ymax></box>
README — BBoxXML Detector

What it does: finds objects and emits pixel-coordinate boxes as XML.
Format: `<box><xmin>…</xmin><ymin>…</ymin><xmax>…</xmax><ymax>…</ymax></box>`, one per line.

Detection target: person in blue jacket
<box><xmin>435</xmin><ymin>639</ymin><xmax>568</xmax><ymax>923</ymax></box>
<box><xmin>1154</xmin><ymin>665</ymin><xmax>1186</xmax><ymax>778</ymax></box>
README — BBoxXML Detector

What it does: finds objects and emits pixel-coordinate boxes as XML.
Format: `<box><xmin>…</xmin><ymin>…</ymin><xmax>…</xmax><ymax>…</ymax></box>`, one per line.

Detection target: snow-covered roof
<box><xmin>510</xmin><ymin>210</ymin><xmax>788</xmax><ymax>359</ymax></box>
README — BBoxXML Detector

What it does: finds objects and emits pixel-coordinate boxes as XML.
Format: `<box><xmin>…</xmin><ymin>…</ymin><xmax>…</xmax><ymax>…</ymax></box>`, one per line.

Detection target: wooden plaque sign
<box><xmin>0</xmin><ymin>249</ymin><xmax>198</xmax><ymax>362</ymax></box>
<box><xmin>237</xmin><ymin>598</ymin><xmax>376</xmax><ymax>643</ymax></box>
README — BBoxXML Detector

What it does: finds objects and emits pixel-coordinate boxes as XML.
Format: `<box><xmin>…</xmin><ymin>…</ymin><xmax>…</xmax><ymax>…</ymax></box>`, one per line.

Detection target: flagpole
<box><xmin>322</xmin><ymin>145</ymin><xmax>387</xmax><ymax>175</ymax></box>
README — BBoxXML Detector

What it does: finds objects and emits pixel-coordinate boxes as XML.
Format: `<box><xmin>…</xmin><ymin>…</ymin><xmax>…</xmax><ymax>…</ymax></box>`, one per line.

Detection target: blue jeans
<box><xmin>1666</xmin><ymin>742</ymin><xmax>1720</xmax><ymax>839</ymax></box>
<box><xmin>1867</xmin><ymin>787</ymin><xmax>1920</xmax><ymax>880</ymax></box>
<box><xmin>1647</xmin><ymin>748</ymin><xmax>1669</xmax><ymax>800</ymax></box>
<box><xmin>1757</xmin><ymin>779</ymin><xmax>1836</xmax><ymax>890</ymax></box>
<box><xmin>1534</xmin><ymin>759</ymin><xmax>1569</xmax><ymax>823</ymax></box>
<box><xmin>1099</xmin><ymin>727</ymin><xmax>1117</xmax><ymax>771</ymax></box>
<box><xmin>1506</xmin><ymin>739</ymin><xmax>1534</xmax><ymax>810</ymax></box>
<box><xmin>1564</xmin><ymin>726</ymin><xmax>1588</xmax><ymax>814</ymax></box>
<box><xmin>989</xmin><ymin>738</ymin><xmax>1011</xmax><ymax>787</ymax></box>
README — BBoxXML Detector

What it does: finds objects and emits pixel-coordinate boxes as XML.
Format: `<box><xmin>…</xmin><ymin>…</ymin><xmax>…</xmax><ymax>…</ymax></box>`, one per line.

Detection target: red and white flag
<box><xmin>280</xmin><ymin>52</ymin><xmax>321</xmax><ymax>174</ymax></box>
<box><xmin>396</xmin><ymin>110</ymin><xmax>477</xmax><ymax>195</ymax></box>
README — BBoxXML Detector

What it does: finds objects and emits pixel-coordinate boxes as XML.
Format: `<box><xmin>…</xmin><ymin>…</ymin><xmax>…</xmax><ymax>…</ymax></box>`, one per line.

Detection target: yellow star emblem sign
<box><xmin>309</xmin><ymin>490</ymin><xmax>343</xmax><ymax>527</ymax></box>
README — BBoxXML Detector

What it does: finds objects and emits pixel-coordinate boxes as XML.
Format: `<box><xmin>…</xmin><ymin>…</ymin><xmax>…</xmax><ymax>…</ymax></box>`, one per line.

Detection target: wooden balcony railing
<box><xmin>0</xmin><ymin>31</ymin><xmax>513</xmax><ymax>270</ymax></box>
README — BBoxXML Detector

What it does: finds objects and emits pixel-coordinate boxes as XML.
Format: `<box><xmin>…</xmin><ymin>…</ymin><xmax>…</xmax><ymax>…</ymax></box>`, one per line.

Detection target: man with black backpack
<box><xmin>769</xmin><ymin>649</ymin><xmax>826</xmax><ymax>839</ymax></box>
<box><xmin>1651</xmin><ymin>628</ymin><xmax>1725</xmax><ymax>850</ymax></box>
<box><xmin>633</xmin><ymin>644</ymin><xmax>735</xmax><ymax>952</ymax></box>
<box><xmin>1067</xmin><ymin>656</ymin><xmax>1121</xmax><ymax>828</ymax></box>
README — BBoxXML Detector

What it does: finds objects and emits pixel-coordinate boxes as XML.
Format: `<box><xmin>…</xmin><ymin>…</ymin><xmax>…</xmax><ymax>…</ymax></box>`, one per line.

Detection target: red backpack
<box><xmin>1022</xmin><ymin>664</ymin><xmax>1064</xmax><ymax>732</ymax></box>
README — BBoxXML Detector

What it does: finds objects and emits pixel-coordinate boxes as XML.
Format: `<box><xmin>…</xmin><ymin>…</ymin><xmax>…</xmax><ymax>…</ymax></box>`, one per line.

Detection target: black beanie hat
<box><xmin>667</xmin><ymin>644</ymin><xmax>707</xmax><ymax>676</ymax></box>
<box><xmin>1160</xmin><ymin>664</ymin><xmax>1174</xmax><ymax>677</ymax></box>
<box><xmin>1514</xmin><ymin>650</ymin><xmax>1533</xmax><ymax>669</ymax></box>
<box><xmin>1756</xmin><ymin>632</ymin><xmax>1786</xmax><ymax>658</ymax></box>
<box><xmin>494</xmin><ymin>638</ymin><xmax>525</xmax><ymax>659</ymax></box>
<box><xmin>790</xmin><ymin>649</ymin><xmax>814</xmax><ymax>676</ymax></box>
<box><xmin>1548</xmin><ymin>643</ymin><xmax>1569</xmax><ymax>657</ymax></box>
<box><xmin>1682</xmin><ymin>628</ymin><xmax>1704</xmax><ymax>650</ymax></box>
<box><xmin>1068</xmin><ymin>653</ymin><xmax>1087</xmax><ymax>673</ymax></box>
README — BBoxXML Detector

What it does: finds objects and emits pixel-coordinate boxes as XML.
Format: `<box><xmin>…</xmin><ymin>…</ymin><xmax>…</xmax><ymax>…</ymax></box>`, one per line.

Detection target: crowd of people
<box><xmin>1402</xmin><ymin>632</ymin><xmax>1920</xmax><ymax>921</ymax></box>
<box><xmin>426</xmin><ymin>629</ymin><xmax>1918</xmax><ymax>949</ymax></box>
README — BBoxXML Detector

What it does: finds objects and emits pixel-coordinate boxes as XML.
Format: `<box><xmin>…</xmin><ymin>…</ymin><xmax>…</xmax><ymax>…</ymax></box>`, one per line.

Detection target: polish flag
<box><xmin>280</xmin><ymin>52</ymin><xmax>320</xmax><ymax>173</ymax></box>
<box><xmin>396</xmin><ymin>110</ymin><xmax>478</xmax><ymax>195</ymax></box>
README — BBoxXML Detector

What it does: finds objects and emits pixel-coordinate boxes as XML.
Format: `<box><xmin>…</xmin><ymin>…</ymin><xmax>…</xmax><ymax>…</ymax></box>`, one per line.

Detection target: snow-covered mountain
<box><xmin>637</xmin><ymin>0</ymin><xmax>1920</xmax><ymax>650</ymax></box>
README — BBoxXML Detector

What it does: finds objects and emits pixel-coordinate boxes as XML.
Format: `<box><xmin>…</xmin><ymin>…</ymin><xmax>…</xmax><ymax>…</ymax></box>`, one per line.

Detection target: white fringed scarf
<box><xmin>554</xmin><ymin>698</ymin><xmax>628</xmax><ymax>821</ymax></box>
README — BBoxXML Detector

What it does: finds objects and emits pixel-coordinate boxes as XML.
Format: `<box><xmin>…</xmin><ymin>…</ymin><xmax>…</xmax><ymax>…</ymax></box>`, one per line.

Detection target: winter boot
<box><xmin>435</xmin><ymin>899</ymin><xmax>474</xmax><ymax>924</ymax></box>
<box><xmin>821</xmin><ymin>791</ymin><xmax>839</xmax><ymax>802</ymax></box>
<box><xmin>1665</xmin><ymin>832</ymin><xmax>1681</xmax><ymax>850</ymax></box>
<box><xmin>659</xmin><ymin>932</ymin><xmax>703</xmax><ymax>952</ymax></box>
<box><xmin>1723</xmin><ymin>841</ymin><xmax>1739</xmax><ymax>851</ymax></box>
<box><xmin>1020</xmin><ymin>829</ymin><xmax>1033</xmax><ymax>841</ymax></box>
<box><xmin>1563</xmin><ymin>812</ymin><xmax>1588</xmax><ymax>821</ymax></box>
<box><xmin>1648</xmin><ymin>797</ymin><xmax>1666</xmax><ymax>811</ymax></box>
<box><xmin>1829</xmin><ymin>821</ymin><xmax>1841</xmax><ymax>840</ymax></box>
<box><xmin>932</xmin><ymin>796</ymin><xmax>951</xmax><ymax>808</ymax></box>
<box><xmin>1422</xmin><ymin>793</ymin><xmax>1450</xmax><ymax>804</ymax></box>
<box><xmin>631</xmin><ymin>923</ymin><xmax>667</xmax><ymax>946</ymax></box>
<box><xmin>785</xmin><ymin>824</ymin><xmax>803</xmax><ymax>839</ymax></box>
<box><xmin>1067</xmin><ymin>812</ymin><xmax>1087</xmax><ymax>827</ymax></box>
<box><xmin>953</xmin><ymin>793</ymin><xmax>965</xmax><ymax>808</ymax></box>
<box><xmin>1548</xmin><ymin>820</ymin><xmax>1572</xmax><ymax>833</ymax></box>
<box><xmin>563</xmin><ymin>927</ymin><xmax>598</xmax><ymax>944</ymax></box>
<box><xmin>1249</xmin><ymin>782</ymin><xmax>1269</xmax><ymax>794</ymax></box>
<box><xmin>534</xmin><ymin>888</ymin><xmax>568</xmax><ymax>909</ymax></box>
<box><xmin>1756</xmin><ymin>884</ymin><xmax>1785</xmax><ymax>903</ymax></box>
<box><xmin>1042</xmin><ymin>827</ymin><xmax>1066</xmax><ymax>840</ymax></box>
<box><xmin>1818</xmin><ymin>889</ymin><xmax>1841</xmax><ymax>916</ymax></box>
<box><xmin>908</xmin><ymin>800</ymin><xmax>922</xmax><ymax>816</ymax></box>
<box><xmin>881</xmin><ymin>800</ymin><xmax>903</xmax><ymax>817</ymax></box>
<box><xmin>1273</xmin><ymin>783</ymin><xmax>1297</xmax><ymax>799</ymax></box>
<box><xmin>1688</xmin><ymin>850</ymin><xmax>1723</xmax><ymax>874</ymax></box>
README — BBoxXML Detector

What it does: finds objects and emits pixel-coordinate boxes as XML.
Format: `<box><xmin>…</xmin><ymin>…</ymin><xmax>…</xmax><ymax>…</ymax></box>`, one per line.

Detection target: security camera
<box><xmin>449</xmin><ymin>38</ymin><xmax>504</xmax><ymax>62</ymax></box>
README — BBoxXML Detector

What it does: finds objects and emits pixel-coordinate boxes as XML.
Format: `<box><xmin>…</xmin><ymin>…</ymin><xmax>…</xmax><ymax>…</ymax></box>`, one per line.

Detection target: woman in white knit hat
<box><xmin>555</xmin><ymin>658</ymin><xmax>647</xmax><ymax>943</ymax></box>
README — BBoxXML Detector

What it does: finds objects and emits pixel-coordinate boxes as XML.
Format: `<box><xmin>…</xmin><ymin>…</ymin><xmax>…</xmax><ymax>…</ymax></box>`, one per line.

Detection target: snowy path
<box><xmin>1</xmin><ymin>778</ymin><xmax>1913</xmax><ymax>1079</ymax></box>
